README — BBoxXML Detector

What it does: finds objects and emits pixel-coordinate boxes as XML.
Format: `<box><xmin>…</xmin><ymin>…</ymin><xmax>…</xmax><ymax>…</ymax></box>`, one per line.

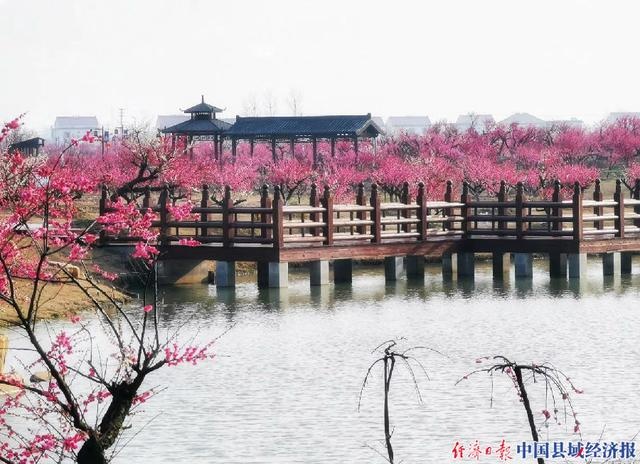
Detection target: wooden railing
<box><xmin>98</xmin><ymin>179</ymin><xmax>640</xmax><ymax>248</ymax></box>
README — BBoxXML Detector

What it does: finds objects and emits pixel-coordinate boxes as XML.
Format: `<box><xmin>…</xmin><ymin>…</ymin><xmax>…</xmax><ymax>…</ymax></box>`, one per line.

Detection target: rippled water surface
<box><xmin>12</xmin><ymin>258</ymin><xmax>640</xmax><ymax>463</ymax></box>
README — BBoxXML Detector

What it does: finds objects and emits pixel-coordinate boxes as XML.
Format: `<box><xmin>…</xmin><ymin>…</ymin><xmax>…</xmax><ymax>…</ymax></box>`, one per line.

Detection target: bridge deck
<box><xmin>98</xmin><ymin>180</ymin><xmax>640</xmax><ymax>262</ymax></box>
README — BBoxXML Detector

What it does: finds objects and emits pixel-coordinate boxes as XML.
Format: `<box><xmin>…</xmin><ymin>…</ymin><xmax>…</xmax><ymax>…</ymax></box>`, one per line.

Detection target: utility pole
<box><xmin>118</xmin><ymin>108</ymin><xmax>125</xmax><ymax>140</ymax></box>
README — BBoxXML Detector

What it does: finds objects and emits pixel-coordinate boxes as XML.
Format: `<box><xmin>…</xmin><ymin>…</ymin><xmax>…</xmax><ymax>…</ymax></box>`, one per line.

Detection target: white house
<box><xmin>51</xmin><ymin>116</ymin><xmax>100</xmax><ymax>145</ymax></box>
<box><xmin>499</xmin><ymin>113</ymin><xmax>547</xmax><ymax>127</ymax></box>
<box><xmin>547</xmin><ymin>118</ymin><xmax>584</xmax><ymax>129</ymax></box>
<box><xmin>605</xmin><ymin>112</ymin><xmax>640</xmax><ymax>124</ymax></box>
<box><xmin>455</xmin><ymin>114</ymin><xmax>495</xmax><ymax>132</ymax></box>
<box><xmin>156</xmin><ymin>115</ymin><xmax>189</xmax><ymax>131</ymax></box>
<box><xmin>385</xmin><ymin>116</ymin><xmax>431</xmax><ymax>135</ymax></box>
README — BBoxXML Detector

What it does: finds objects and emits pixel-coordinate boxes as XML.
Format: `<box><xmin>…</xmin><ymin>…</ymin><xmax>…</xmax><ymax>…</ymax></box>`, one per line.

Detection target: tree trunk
<box><xmin>77</xmin><ymin>435</ymin><xmax>107</xmax><ymax>464</ymax></box>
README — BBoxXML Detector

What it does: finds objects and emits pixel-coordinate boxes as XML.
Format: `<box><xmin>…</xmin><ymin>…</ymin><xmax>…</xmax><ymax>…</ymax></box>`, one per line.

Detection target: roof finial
<box><xmin>201</xmin><ymin>94</ymin><xmax>204</xmax><ymax>103</ymax></box>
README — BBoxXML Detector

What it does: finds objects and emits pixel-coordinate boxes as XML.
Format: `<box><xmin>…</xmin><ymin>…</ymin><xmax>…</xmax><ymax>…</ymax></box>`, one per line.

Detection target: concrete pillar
<box><xmin>492</xmin><ymin>252</ymin><xmax>510</xmax><ymax>280</ymax></box>
<box><xmin>157</xmin><ymin>259</ymin><xmax>214</xmax><ymax>285</ymax></box>
<box><xmin>549</xmin><ymin>253</ymin><xmax>567</xmax><ymax>278</ymax></box>
<box><xmin>514</xmin><ymin>253</ymin><xmax>533</xmax><ymax>278</ymax></box>
<box><xmin>384</xmin><ymin>256</ymin><xmax>404</xmax><ymax>282</ymax></box>
<box><xmin>568</xmin><ymin>254</ymin><xmax>588</xmax><ymax>279</ymax></box>
<box><xmin>258</xmin><ymin>262</ymin><xmax>288</xmax><ymax>288</ymax></box>
<box><xmin>310</xmin><ymin>260</ymin><xmax>329</xmax><ymax>286</ymax></box>
<box><xmin>457</xmin><ymin>253</ymin><xmax>475</xmax><ymax>278</ymax></box>
<box><xmin>442</xmin><ymin>253</ymin><xmax>457</xmax><ymax>279</ymax></box>
<box><xmin>215</xmin><ymin>261</ymin><xmax>236</xmax><ymax>287</ymax></box>
<box><xmin>602</xmin><ymin>252</ymin><xmax>621</xmax><ymax>276</ymax></box>
<box><xmin>257</xmin><ymin>262</ymin><xmax>269</xmax><ymax>288</ymax></box>
<box><xmin>333</xmin><ymin>259</ymin><xmax>353</xmax><ymax>284</ymax></box>
<box><xmin>621</xmin><ymin>252</ymin><xmax>633</xmax><ymax>274</ymax></box>
<box><xmin>406</xmin><ymin>255</ymin><xmax>425</xmax><ymax>280</ymax></box>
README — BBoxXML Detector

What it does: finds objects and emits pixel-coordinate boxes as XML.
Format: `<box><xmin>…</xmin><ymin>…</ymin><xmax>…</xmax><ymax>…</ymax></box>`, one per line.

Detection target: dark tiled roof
<box><xmin>183</xmin><ymin>102</ymin><xmax>223</xmax><ymax>114</ymax></box>
<box><xmin>225</xmin><ymin>115</ymin><xmax>384</xmax><ymax>138</ymax></box>
<box><xmin>9</xmin><ymin>137</ymin><xmax>45</xmax><ymax>150</ymax></box>
<box><xmin>161</xmin><ymin>118</ymin><xmax>232</xmax><ymax>135</ymax></box>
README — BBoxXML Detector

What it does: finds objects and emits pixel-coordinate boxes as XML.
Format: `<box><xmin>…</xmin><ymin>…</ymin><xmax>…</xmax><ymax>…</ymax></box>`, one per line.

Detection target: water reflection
<box><xmin>104</xmin><ymin>258</ymin><xmax>640</xmax><ymax>463</ymax></box>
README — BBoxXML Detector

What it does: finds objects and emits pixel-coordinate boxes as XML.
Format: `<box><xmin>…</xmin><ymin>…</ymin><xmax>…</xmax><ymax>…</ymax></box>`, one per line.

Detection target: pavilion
<box><xmin>160</xmin><ymin>96</ymin><xmax>232</xmax><ymax>158</ymax></box>
<box><xmin>161</xmin><ymin>97</ymin><xmax>384</xmax><ymax>164</ymax></box>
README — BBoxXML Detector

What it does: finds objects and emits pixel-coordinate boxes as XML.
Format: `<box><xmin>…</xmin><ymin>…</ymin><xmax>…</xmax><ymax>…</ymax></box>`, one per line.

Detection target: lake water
<box><xmin>8</xmin><ymin>257</ymin><xmax>640</xmax><ymax>463</ymax></box>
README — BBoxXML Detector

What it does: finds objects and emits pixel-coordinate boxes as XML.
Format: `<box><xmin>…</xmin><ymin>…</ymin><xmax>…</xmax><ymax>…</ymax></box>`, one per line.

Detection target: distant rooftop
<box><xmin>156</xmin><ymin>115</ymin><xmax>189</xmax><ymax>131</ymax></box>
<box><xmin>499</xmin><ymin>112</ymin><xmax>546</xmax><ymax>127</ymax></box>
<box><xmin>53</xmin><ymin>116</ymin><xmax>99</xmax><ymax>129</ymax></box>
<box><xmin>455</xmin><ymin>114</ymin><xmax>495</xmax><ymax>130</ymax></box>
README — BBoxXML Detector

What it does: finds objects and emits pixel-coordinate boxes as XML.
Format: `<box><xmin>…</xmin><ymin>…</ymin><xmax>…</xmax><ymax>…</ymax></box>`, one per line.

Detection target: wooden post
<box><xmin>614</xmin><ymin>179</ymin><xmax>625</xmax><ymax>238</ymax></box>
<box><xmin>461</xmin><ymin>181</ymin><xmax>471</xmax><ymax>237</ymax></box>
<box><xmin>312</xmin><ymin>137</ymin><xmax>318</xmax><ymax>169</ymax></box>
<box><xmin>331</xmin><ymin>138</ymin><xmax>336</xmax><ymax>157</ymax></box>
<box><xmin>159</xmin><ymin>186</ymin><xmax>169</xmax><ymax>246</ymax></box>
<box><xmin>200</xmin><ymin>184</ymin><xmax>209</xmax><ymax>237</ymax></box>
<box><xmin>552</xmin><ymin>180</ymin><xmax>562</xmax><ymax>233</ymax></box>
<box><xmin>356</xmin><ymin>182</ymin><xmax>366</xmax><ymax>235</ymax></box>
<box><xmin>497</xmin><ymin>180</ymin><xmax>506</xmax><ymax>234</ymax></box>
<box><xmin>634</xmin><ymin>179</ymin><xmax>640</xmax><ymax>228</ymax></box>
<box><xmin>99</xmin><ymin>185</ymin><xmax>108</xmax><ymax>242</ymax></box>
<box><xmin>222</xmin><ymin>186</ymin><xmax>235</xmax><ymax>247</ymax></box>
<box><xmin>353</xmin><ymin>137</ymin><xmax>359</xmax><ymax>156</ymax></box>
<box><xmin>290</xmin><ymin>138</ymin><xmax>295</xmax><ymax>157</ymax></box>
<box><xmin>401</xmin><ymin>182</ymin><xmax>411</xmax><ymax>233</ymax></box>
<box><xmin>515</xmin><ymin>181</ymin><xmax>524</xmax><ymax>239</ymax></box>
<box><xmin>321</xmin><ymin>186</ymin><xmax>334</xmax><ymax>246</ymax></box>
<box><xmin>99</xmin><ymin>185</ymin><xmax>107</xmax><ymax>216</ymax></box>
<box><xmin>444</xmin><ymin>180</ymin><xmax>453</xmax><ymax>231</ymax></box>
<box><xmin>417</xmin><ymin>182</ymin><xmax>428</xmax><ymax>241</ymax></box>
<box><xmin>0</xmin><ymin>335</ymin><xmax>7</xmax><ymax>374</ymax></box>
<box><xmin>310</xmin><ymin>183</ymin><xmax>320</xmax><ymax>237</ymax></box>
<box><xmin>572</xmin><ymin>182</ymin><xmax>584</xmax><ymax>241</ymax></box>
<box><xmin>231</xmin><ymin>138</ymin><xmax>237</xmax><ymax>163</ymax></box>
<box><xmin>593</xmin><ymin>179</ymin><xmax>603</xmax><ymax>230</ymax></box>
<box><xmin>250</xmin><ymin>139</ymin><xmax>255</xmax><ymax>157</ymax></box>
<box><xmin>371</xmin><ymin>183</ymin><xmax>382</xmax><ymax>243</ymax></box>
<box><xmin>142</xmin><ymin>187</ymin><xmax>151</xmax><ymax>210</ymax></box>
<box><xmin>214</xmin><ymin>135</ymin><xmax>219</xmax><ymax>160</ymax></box>
<box><xmin>260</xmin><ymin>184</ymin><xmax>272</xmax><ymax>240</ymax></box>
<box><xmin>272</xmin><ymin>186</ymin><xmax>284</xmax><ymax>249</ymax></box>
<box><xmin>271</xmin><ymin>138</ymin><xmax>277</xmax><ymax>162</ymax></box>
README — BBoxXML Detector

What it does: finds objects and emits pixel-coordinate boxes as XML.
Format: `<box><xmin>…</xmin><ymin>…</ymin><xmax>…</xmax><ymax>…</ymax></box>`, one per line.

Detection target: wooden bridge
<box><xmin>98</xmin><ymin>179</ymin><xmax>640</xmax><ymax>286</ymax></box>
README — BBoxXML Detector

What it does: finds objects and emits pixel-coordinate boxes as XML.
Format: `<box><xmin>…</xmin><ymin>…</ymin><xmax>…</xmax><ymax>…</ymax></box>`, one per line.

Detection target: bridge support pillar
<box><xmin>156</xmin><ymin>259</ymin><xmax>214</xmax><ymax>285</ymax></box>
<box><xmin>514</xmin><ymin>253</ymin><xmax>533</xmax><ymax>278</ymax></box>
<box><xmin>258</xmin><ymin>262</ymin><xmax>288</xmax><ymax>288</ymax></box>
<box><xmin>333</xmin><ymin>259</ymin><xmax>353</xmax><ymax>284</ymax></box>
<box><xmin>602</xmin><ymin>252</ymin><xmax>621</xmax><ymax>276</ymax></box>
<box><xmin>442</xmin><ymin>253</ymin><xmax>457</xmax><ymax>279</ymax></box>
<box><xmin>457</xmin><ymin>253</ymin><xmax>475</xmax><ymax>278</ymax></box>
<box><xmin>384</xmin><ymin>256</ymin><xmax>405</xmax><ymax>282</ymax></box>
<box><xmin>406</xmin><ymin>255</ymin><xmax>425</xmax><ymax>280</ymax></box>
<box><xmin>549</xmin><ymin>253</ymin><xmax>567</xmax><ymax>278</ymax></box>
<box><xmin>621</xmin><ymin>252</ymin><xmax>633</xmax><ymax>274</ymax></box>
<box><xmin>568</xmin><ymin>253</ymin><xmax>587</xmax><ymax>279</ymax></box>
<box><xmin>309</xmin><ymin>260</ymin><xmax>329</xmax><ymax>286</ymax></box>
<box><xmin>492</xmin><ymin>252</ymin><xmax>510</xmax><ymax>280</ymax></box>
<box><xmin>215</xmin><ymin>261</ymin><xmax>236</xmax><ymax>287</ymax></box>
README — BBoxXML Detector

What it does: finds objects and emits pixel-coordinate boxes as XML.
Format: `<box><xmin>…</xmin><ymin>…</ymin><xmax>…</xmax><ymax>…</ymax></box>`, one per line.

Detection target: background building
<box><xmin>385</xmin><ymin>116</ymin><xmax>431</xmax><ymax>135</ymax></box>
<box><xmin>51</xmin><ymin>116</ymin><xmax>100</xmax><ymax>145</ymax></box>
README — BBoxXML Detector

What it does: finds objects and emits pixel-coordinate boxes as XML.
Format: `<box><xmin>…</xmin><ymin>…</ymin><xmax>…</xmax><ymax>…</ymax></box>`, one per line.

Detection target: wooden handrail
<box><xmin>572</xmin><ymin>182</ymin><xmax>583</xmax><ymax>241</ymax></box>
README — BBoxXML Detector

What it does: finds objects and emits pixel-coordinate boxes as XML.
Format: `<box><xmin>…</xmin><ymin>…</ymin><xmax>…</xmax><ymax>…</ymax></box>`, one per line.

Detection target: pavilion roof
<box><xmin>160</xmin><ymin>118</ymin><xmax>232</xmax><ymax>135</ymax></box>
<box><xmin>224</xmin><ymin>114</ymin><xmax>384</xmax><ymax>139</ymax></box>
<box><xmin>183</xmin><ymin>96</ymin><xmax>223</xmax><ymax>114</ymax></box>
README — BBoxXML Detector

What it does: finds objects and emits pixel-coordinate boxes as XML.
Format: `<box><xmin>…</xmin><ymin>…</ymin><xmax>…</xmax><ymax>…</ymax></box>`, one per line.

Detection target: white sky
<box><xmin>1</xmin><ymin>0</ymin><xmax>639</xmax><ymax>132</ymax></box>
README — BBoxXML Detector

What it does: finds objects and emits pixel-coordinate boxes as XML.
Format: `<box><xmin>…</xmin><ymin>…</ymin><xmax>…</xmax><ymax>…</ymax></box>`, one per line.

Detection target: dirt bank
<box><xmin>0</xmin><ymin>278</ymin><xmax>127</xmax><ymax>326</ymax></box>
